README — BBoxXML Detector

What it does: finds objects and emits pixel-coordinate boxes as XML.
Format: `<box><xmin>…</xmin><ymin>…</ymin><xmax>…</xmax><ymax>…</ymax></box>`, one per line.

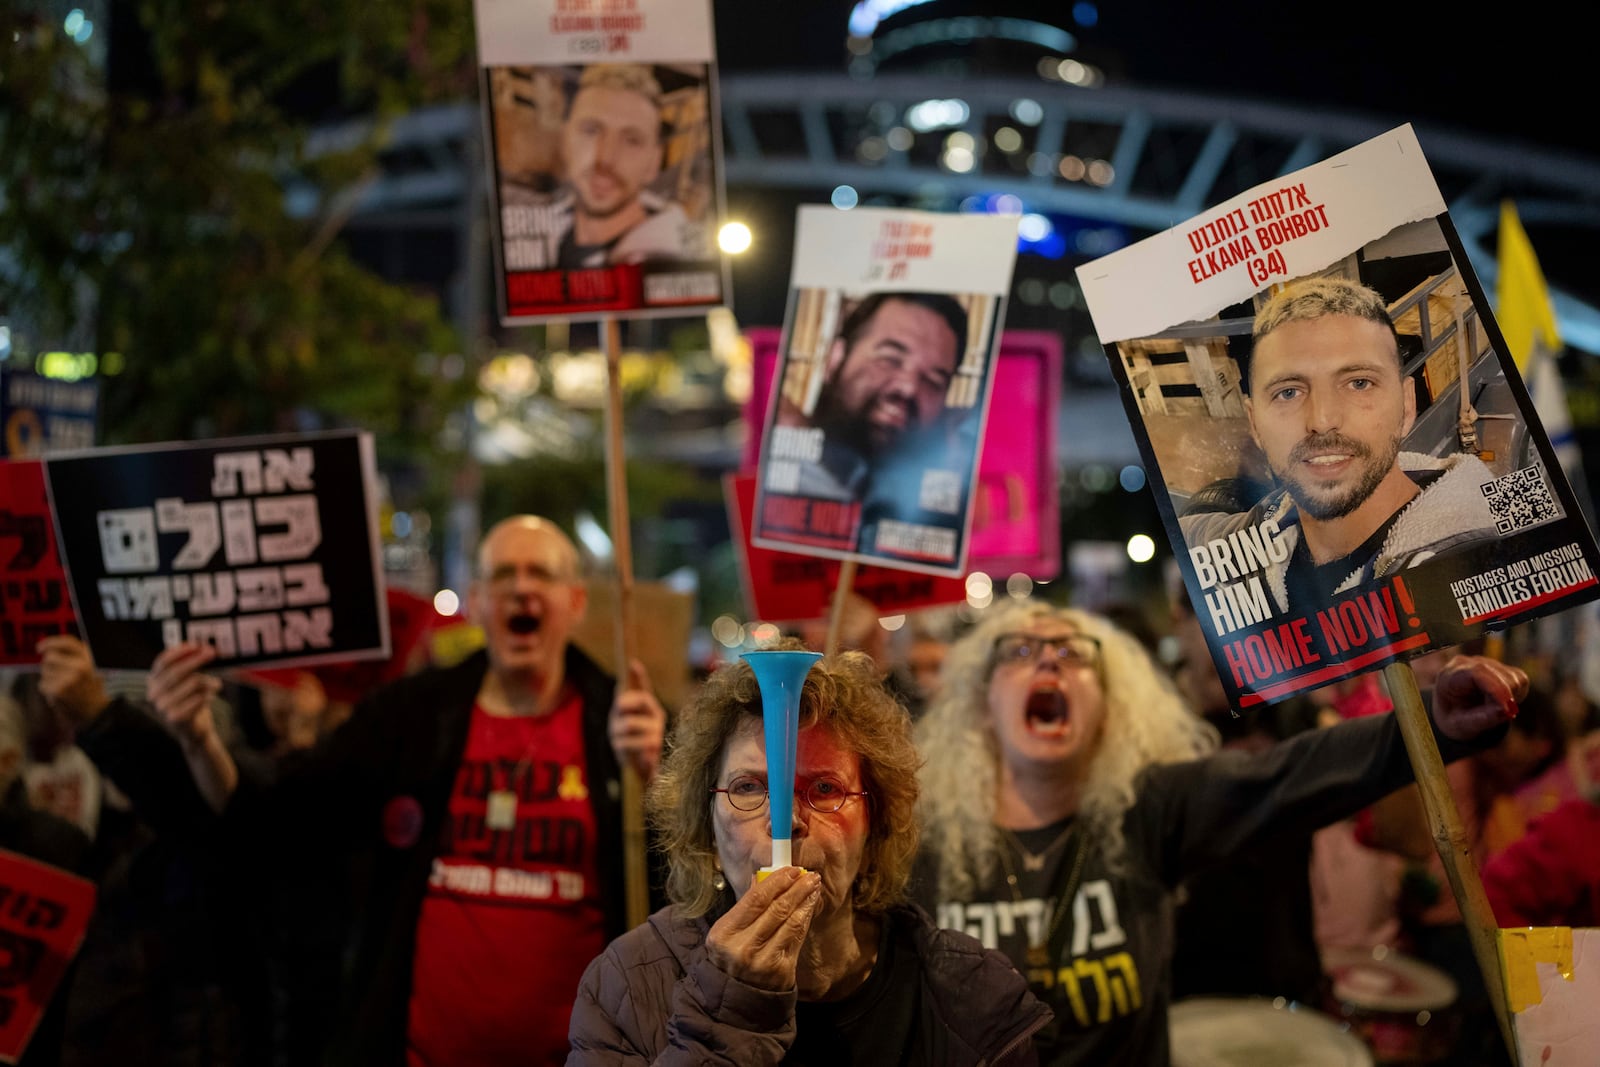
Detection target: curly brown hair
<box><xmin>648</xmin><ymin>644</ymin><xmax>922</xmax><ymax>918</ymax></box>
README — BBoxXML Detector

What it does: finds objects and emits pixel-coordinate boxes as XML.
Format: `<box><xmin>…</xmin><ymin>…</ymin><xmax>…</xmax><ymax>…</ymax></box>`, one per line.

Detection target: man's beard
<box><xmin>812</xmin><ymin>374</ymin><xmax>921</xmax><ymax>458</ymax></box>
<box><xmin>810</xmin><ymin>382</ymin><xmax>876</xmax><ymax>456</ymax></box>
<box><xmin>573</xmin><ymin>167</ymin><xmax>634</xmax><ymax>220</ymax></box>
<box><xmin>1276</xmin><ymin>429</ymin><xmax>1403</xmax><ymax>521</ymax></box>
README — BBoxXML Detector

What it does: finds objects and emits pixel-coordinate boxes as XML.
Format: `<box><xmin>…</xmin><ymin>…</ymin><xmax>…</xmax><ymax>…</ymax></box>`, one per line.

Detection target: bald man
<box><xmin>53</xmin><ymin>515</ymin><xmax>665</xmax><ymax>1067</ymax></box>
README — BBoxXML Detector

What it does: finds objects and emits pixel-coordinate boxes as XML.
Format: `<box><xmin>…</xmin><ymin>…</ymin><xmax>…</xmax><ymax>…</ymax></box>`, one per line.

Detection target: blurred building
<box><xmin>9</xmin><ymin>0</ymin><xmax>1600</xmax><ymax>631</ymax></box>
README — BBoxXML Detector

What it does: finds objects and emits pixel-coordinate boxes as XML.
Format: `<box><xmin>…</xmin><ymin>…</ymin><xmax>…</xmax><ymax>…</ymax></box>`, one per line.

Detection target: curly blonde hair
<box><xmin>649</xmin><ymin>644</ymin><xmax>922</xmax><ymax>918</ymax></box>
<box><xmin>917</xmin><ymin>600</ymin><xmax>1217</xmax><ymax>900</ymax></box>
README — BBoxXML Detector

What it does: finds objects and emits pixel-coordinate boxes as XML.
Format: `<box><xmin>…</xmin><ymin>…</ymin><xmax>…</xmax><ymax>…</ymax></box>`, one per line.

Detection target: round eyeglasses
<box><xmin>711</xmin><ymin>774</ymin><xmax>869</xmax><ymax>814</ymax></box>
<box><xmin>989</xmin><ymin>632</ymin><xmax>1102</xmax><ymax>672</ymax></box>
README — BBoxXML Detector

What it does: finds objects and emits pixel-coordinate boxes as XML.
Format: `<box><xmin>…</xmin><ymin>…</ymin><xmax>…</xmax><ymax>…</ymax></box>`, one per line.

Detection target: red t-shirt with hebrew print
<box><xmin>406</xmin><ymin>688</ymin><xmax>604</xmax><ymax>1067</ymax></box>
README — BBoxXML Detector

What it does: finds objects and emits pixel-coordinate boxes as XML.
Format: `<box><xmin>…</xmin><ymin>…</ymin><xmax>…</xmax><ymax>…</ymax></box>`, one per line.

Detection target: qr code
<box><xmin>1482</xmin><ymin>465</ymin><xmax>1559</xmax><ymax>534</ymax></box>
<box><xmin>919</xmin><ymin>469</ymin><xmax>962</xmax><ymax>514</ymax></box>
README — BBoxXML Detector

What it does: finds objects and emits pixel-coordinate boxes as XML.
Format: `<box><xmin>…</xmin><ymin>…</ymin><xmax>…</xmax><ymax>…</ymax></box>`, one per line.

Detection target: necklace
<box><xmin>997</xmin><ymin>822</ymin><xmax>1093</xmax><ymax>971</ymax></box>
<box><xmin>1000</xmin><ymin>822</ymin><xmax>1077</xmax><ymax>871</ymax></box>
<box><xmin>482</xmin><ymin>690</ymin><xmax>583</xmax><ymax>830</ymax></box>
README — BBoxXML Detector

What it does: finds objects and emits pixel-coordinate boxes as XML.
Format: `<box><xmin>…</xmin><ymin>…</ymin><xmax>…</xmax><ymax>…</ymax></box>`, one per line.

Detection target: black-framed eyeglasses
<box><xmin>711</xmin><ymin>774</ymin><xmax>869</xmax><ymax>814</ymax></box>
<box><xmin>989</xmin><ymin>632</ymin><xmax>1102</xmax><ymax>672</ymax></box>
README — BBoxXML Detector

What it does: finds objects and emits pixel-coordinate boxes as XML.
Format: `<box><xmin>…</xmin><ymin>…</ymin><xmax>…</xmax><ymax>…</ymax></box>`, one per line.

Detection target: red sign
<box><xmin>726</xmin><ymin>473</ymin><xmax>966</xmax><ymax>621</ymax></box>
<box><xmin>0</xmin><ymin>849</ymin><xmax>96</xmax><ymax>1065</ymax></box>
<box><xmin>0</xmin><ymin>460</ymin><xmax>78</xmax><ymax>666</ymax></box>
<box><xmin>743</xmin><ymin>327</ymin><xmax>1060</xmax><ymax>580</ymax></box>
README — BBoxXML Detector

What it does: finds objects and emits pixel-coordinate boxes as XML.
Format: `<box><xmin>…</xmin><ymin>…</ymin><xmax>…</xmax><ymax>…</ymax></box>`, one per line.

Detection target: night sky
<box><xmin>715</xmin><ymin>0</ymin><xmax>1597</xmax><ymax>158</ymax></box>
<box><xmin>711</xmin><ymin>0</ymin><xmax>1600</xmax><ymax>313</ymax></box>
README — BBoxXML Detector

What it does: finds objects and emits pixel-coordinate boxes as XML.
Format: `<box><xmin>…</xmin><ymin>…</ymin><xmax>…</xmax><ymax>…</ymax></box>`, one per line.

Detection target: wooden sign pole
<box><xmin>602</xmin><ymin>316</ymin><xmax>649</xmax><ymax>930</ymax></box>
<box><xmin>1382</xmin><ymin>660</ymin><xmax>1519</xmax><ymax>1065</ymax></box>
<box><xmin>823</xmin><ymin>559</ymin><xmax>858</xmax><ymax>657</ymax></box>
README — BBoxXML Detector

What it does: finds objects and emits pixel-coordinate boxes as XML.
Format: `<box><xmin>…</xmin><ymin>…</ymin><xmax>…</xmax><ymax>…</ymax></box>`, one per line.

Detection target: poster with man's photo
<box><xmin>752</xmin><ymin>206</ymin><xmax>1018</xmax><ymax>575</ymax></box>
<box><xmin>42</xmin><ymin>431</ymin><xmax>389</xmax><ymax>672</ymax></box>
<box><xmin>474</xmin><ymin>0</ymin><xmax>728</xmax><ymax>322</ymax></box>
<box><xmin>1078</xmin><ymin>125</ymin><xmax>1600</xmax><ymax>708</ymax></box>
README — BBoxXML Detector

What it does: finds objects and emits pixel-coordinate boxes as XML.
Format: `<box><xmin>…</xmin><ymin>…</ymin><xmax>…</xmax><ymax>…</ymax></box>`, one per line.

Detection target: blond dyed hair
<box><xmin>917</xmin><ymin>600</ymin><xmax>1217</xmax><ymax>900</ymax></box>
<box><xmin>574</xmin><ymin>63</ymin><xmax>663</xmax><ymax>113</ymax></box>
<box><xmin>1246</xmin><ymin>277</ymin><xmax>1403</xmax><ymax>395</ymax></box>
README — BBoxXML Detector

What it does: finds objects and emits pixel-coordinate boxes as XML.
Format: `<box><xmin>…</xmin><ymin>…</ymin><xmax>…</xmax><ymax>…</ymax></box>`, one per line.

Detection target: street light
<box><xmin>719</xmin><ymin>222</ymin><xmax>753</xmax><ymax>255</ymax></box>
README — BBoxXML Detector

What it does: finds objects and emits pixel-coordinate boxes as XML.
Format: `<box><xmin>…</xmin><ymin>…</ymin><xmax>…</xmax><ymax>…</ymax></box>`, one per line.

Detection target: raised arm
<box><xmin>39</xmin><ymin>634</ymin><xmax>222</xmax><ymax>830</ymax></box>
<box><xmin>143</xmin><ymin>642</ymin><xmax>239</xmax><ymax>812</ymax></box>
<box><xmin>1145</xmin><ymin>655</ymin><xmax>1525</xmax><ymax>883</ymax></box>
<box><xmin>1428</xmin><ymin>655</ymin><xmax>1527</xmax><ymax>741</ymax></box>
<box><xmin>35</xmin><ymin>634</ymin><xmax>111</xmax><ymax>725</ymax></box>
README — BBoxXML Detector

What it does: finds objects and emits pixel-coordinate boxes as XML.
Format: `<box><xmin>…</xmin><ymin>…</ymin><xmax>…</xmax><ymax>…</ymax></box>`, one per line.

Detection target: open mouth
<box><xmin>871</xmin><ymin>401</ymin><xmax>910</xmax><ymax>433</ymax></box>
<box><xmin>1025</xmin><ymin>687</ymin><xmax>1070</xmax><ymax>738</ymax></box>
<box><xmin>507</xmin><ymin>614</ymin><xmax>542</xmax><ymax>636</ymax></box>
<box><xmin>1292</xmin><ymin>434</ymin><xmax>1367</xmax><ymax>472</ymax></box>
<box><xmin>583</xmin><ymin>168</ymin><xmax>622</xmax><ymax>198</ymax></box>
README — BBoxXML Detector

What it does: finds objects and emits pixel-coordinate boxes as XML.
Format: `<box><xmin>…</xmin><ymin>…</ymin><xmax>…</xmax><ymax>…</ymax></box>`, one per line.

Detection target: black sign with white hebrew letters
<box><xmin>44</xmin><ymin>431</ymin><xmax>388</xmax><ymax>671</ymax></box>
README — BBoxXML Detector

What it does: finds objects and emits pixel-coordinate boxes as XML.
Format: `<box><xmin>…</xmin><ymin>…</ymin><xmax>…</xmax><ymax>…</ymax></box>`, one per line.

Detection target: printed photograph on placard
<box><xmin>751</xmin><ymin>205</ymin><xmax>1019</xmax><ymax>575</ymax></box>
<box><xmin>474</xmin><ymin>0</ymin><xmax>727</xmax><ymax>321</ymax></box>
<box><xmin>725</xmin><ymin>473</ymin><xmax>968</xmax><ymax>624</ymax></box>
<box><xmin>743</xmin><ymin>326</ymin><xmax>1063</xmax><ymax>581</ymax></box>
<box><xmin>1077</xmin><ymin>125</ymin><xmax>1600</xmax><ymax>707</ymax></box>
<box><xmin>41</xmin><ymin>431</ymin><xmax>389</xmax><ymax>672</ymax></box>
<box><xmin>756</xmin><ymin>287</ymin><xmax>1000</xmax><ymax>570</ymax></box>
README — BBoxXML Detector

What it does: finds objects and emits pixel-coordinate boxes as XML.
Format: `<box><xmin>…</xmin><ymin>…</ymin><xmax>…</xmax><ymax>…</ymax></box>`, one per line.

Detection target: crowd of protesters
<box><xmin>3</xmin><ymin>512</ymin><xmax>1595</xmax><ymax>1066</ymax></box>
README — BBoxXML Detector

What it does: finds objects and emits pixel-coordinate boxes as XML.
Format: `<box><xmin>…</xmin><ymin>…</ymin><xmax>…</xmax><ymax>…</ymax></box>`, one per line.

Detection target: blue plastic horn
<box><xmin>742</xmin><ymin>649</ymin><xmax>822</xmax><ymax>871</ymax></box>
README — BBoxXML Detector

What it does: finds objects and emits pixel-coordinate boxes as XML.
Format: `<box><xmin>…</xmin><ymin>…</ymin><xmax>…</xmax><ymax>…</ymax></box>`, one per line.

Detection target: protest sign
<box><xmin>474</xmin><ymin>0</ymin><xmax>728</xmax><ymax>322</ymax></box>
<box><xmin>1078</xmin><ymin>125</ymin><xmax>1600</xmax><ymax>707</ymax></box>
<box><xmin>0</xmin><ymin>460</ymin><xmax>77</xmax><ymax>666</ymax></box>
<box><xmin>43</xmin><ymin>431</ymin><xmax>388</xmax><ymax>671</ymax></box>
<box><xmin>745</xmin><ymin>326</ymin><xmax>1062</xmax><ymax>581</ymax></box>
<box><xmin>751</xmin><ymin>206</ymin><xmax>1018</xmax><ymax>575</ymax></box>
<box><xmin>726</xmin><ymin>473</ymin><xmax>967</xmax><ymax>621</ymax></box>
<box><xmin>1</xmin><ymin>370</ymin><xmax>96</xmax><ymax>458</ymax></box>
<box><xmin>572</xmin><ymin>579</ymin><xmax>696</xmax><ymax>710</ymax></box>
<box><xmin>0</xmin><ymin>849</ymin><xmax>96</xmax><ymax>1065</ymax></box>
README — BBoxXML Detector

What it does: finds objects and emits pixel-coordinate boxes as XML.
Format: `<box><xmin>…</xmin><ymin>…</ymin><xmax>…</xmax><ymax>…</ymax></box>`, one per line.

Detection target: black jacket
<box><xmin>81</xmin><ymin>643</ymin><xmax>628</xmax><ymax>1066</ymax></box>
<box><xmin>915</xmin><ymin>709</ymin><xmax>1508</xmax><ymax>1067</ymax></box>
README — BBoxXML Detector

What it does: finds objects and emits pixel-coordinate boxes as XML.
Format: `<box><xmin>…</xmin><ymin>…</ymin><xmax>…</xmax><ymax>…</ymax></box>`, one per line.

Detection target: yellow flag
<box><xmin>1496</xmin><ymin>201</ymin><xmax>1563</xmax><ymax>374</ymax></box>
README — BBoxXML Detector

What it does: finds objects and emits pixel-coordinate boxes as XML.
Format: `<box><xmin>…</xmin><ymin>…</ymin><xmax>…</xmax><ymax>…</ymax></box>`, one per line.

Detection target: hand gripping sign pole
<box><xmin>743</xmin><ymin>648</ymin><xmax>822</xmax><ymax>874</ymax></box>
<box><xmin>603</xmin><ymin>317</ymin><xmax>649</xmax><ymax>930</ymax></box>
<box><xmin>1384</xmin><ymin>661</ymin><xmax>1519</xmax><ymax>1063</ymax></box>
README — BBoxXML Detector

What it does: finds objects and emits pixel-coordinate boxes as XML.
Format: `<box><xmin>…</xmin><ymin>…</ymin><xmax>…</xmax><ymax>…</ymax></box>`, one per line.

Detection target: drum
<box><xmin>1170</xmin><ymin>996</ymin><xmax>1375</xmax><ymax>1067</ymax></box>
<box><xmin>1322</xmin><ymin>946</ymin><xmax>1460</xmax><ymax>1065</ymax></box>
